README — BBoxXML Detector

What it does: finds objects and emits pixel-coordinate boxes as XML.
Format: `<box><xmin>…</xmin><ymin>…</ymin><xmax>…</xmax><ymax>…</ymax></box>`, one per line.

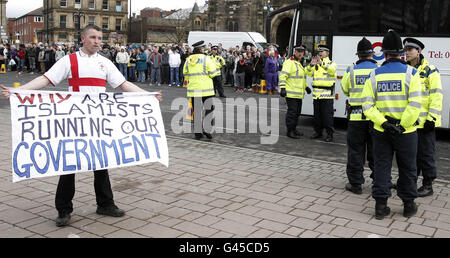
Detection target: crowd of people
<box><xmin>0</xmin><ymin>41</ymin><xmax>299</xmax><ymax>96</ymax></box>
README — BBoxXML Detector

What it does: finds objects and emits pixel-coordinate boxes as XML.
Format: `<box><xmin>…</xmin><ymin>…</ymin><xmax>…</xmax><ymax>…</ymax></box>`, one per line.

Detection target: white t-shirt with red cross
<box><xmin>44</xmin><ymin>49</ymin><xmax>126</xmax><ymax>92</ymax></box>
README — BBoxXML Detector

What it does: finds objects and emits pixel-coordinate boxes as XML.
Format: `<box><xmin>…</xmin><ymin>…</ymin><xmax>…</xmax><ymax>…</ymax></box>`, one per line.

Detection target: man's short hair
<box><xmin>81</xmin><ymin>25</ymin><xmax>102</xmax><ymax>36</ymax></box>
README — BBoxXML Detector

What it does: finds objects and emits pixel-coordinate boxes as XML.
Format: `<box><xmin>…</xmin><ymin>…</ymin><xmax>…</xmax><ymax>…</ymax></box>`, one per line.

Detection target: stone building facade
<box><xmin>40</xmin><ymin>0</ymin><xmax>128</xmax><ymax>45</ymax></box>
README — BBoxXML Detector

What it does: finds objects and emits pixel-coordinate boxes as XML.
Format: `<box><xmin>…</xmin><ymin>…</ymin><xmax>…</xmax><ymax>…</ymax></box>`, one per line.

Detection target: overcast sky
<box><xmin>6</xmin><ymin>0</ymin><xmax>206</xmax><ymax>18</ymax></box>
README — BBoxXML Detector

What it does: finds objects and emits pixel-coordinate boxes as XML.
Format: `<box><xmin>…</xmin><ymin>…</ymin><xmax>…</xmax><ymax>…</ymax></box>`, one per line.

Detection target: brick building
<box><xmin>9</xmin><ymin>7</ymin><xmax>44</xmax><ymax>44</ymax></box>
<box><xmin>40</xmin><ymin>0</ymin><xmax>128</xmax><ymax>46</ymax></box>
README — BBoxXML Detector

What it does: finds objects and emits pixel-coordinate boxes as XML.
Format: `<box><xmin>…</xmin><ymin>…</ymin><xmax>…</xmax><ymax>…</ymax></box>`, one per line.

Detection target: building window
<box><xmin>115</xmin><ymin>19</ymin><xmax>121</xmax><ymax>30</ymax></box>
<box><xmin>116</xmin><ymin>1</ymin><xmax>122</xmax><ymax>12</ymax></box>
<box><xmin>102</xmin><ymin>17</ymin><xmax>109</xmax><ymax>29</ymax></box>
<box><xmin>88</xmin><ymin>16</ymin><xmax>95</xmax><ymax>25</ymax></box>
<box><xmin>102</xmin><ymin>0</ymin><xmax>108</xmax><ymax>10</ymax></box>
<box><xmin>34</xmin><ymin>16</ymin><xmax>43</xmax><ymax>23</ymax></box>
<box><xmin>74</xmin><ymin>15</ymin><xmax>80</xmax><ymax>29</ymax></box>
<box><xmin>59</xmin><ymin>34</ymin><xmax>67</xmax><ymax>39</ymax></box>
<box><xmin>75</xmin><ymin>0</ymin><xmax>81</xmax><ymax>9</ymax></box>
<box><xmin>60</xmin><ymin>15</ymin><xmax>67</xmax><ymax>29</ymax></box>
<box><xmin>89</xmin><ymin>0</ymin><xmax>95</xmax><ymax>9</ymax></box>
<box><xmin>60</xmin><ymin>0</ymin><xmax>67</xmax><ymax>7</ymax></box>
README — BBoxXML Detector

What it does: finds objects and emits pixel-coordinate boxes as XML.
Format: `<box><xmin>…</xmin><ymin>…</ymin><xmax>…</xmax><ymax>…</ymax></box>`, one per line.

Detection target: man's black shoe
<box><xmin>96</xmin><ymin>205</ymin><xmax>125</xmax><ymax>217</ymax></box>
<box><xmin>403</xmin><ymin>201</ymin><xmax>418</xmax><ymax>218</ymax></box>
<box><xmin>417</xmin><ymin>185</ymin><xmax>433</xmax><ymax>197</ymax></box>
<box><xmin>203</xmin><ymin>132</ymin><xmax>213</xmax><ymax>139</ymax></box>
<box><xmin>390</xmin><ymin>182</ymin><xmax>397</xmax><ymax>190</ymax></box>
<box><xmin>375</xmin><ymin>200</ymin><xmax>390</xmax><ymax>220</ymax></box>
<box><xmin>325</xmin><ymin>134</ymin><xmax>333</xmax><ymax>142</ymax></box>
<box><xmin>310</xmin><ymin>132</ymin><xmax>322</xmax><ymax>139</ymax></box>
<box><xmin>345</xmin><ymin>183</ymin><xmax>362</xmax><ymax>195</ymax></box>
<box><xmin>287</xmin><ymin>131</ymin><xmax>301</xmax><ymax>139</ymax></box>
<box><xmin>194</xmin><ymin>133</ymin><xmax>204</xmax><ymax>140</ymax></box>
<box><xmin>294</xmin><ymin>130</ymin><xmax>304</xmax><ymax>137</ymax></box>
<box><xmin>55</xmin><ymin>213</ymin><xmax>71</xmax><ymax>227</ymax></box>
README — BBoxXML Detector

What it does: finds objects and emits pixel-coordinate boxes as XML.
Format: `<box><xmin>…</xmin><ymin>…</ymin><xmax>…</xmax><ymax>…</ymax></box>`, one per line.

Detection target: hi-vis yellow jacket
<box><xmin>210</xmin><ymin>54</ymin><xmax>225</xmax><ymax>75</ymax></box>
<box><xmin>183</xmin><ymin>54</ymin><xmax>219</xmax><ymax>97</ymax></box>
<box><xmin>341</xmin><ymin>59</ymin><xmax>378</xmax><ymax>121</ymax></box>
<box><xmin>361</xmin><ymin>59</ymin><xmax>423</xmax><ymax>133</ymax></box>
<box><xmin>412</xmin><ymin>57</ymin><xmax>443</xmax><ymax>128</ymax></box>
<box><xmin>305</xmin><ymin>56</ymin><xmax>337</xmax><ymax>99</ymax></box>
<box><xmin>279</xmin><ymin>58</ymin><xmax>307</xmax><ymax>99</ymax></box>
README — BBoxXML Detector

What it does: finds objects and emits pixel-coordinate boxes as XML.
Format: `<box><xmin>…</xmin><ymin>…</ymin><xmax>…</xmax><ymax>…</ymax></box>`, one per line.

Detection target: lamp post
<box><xmin>263</xmin><ymin>0</ymin><xmax>274</xmax><ymax>40</ymax></box>
<box><xmin>73</xmin><ymin>8</ymin><xmax>85</xmax><ymax>47</ymax></box>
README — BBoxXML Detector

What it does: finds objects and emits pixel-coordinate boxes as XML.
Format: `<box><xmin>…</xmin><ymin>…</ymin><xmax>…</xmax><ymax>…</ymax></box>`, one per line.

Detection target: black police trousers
<box><xmin>191</xmin><ymin>96</ymin><xmax>215</xmax><ymax>134</ymax></box>
<box><xmin>346</xmin><ymin>121</ymin><xmax>374</xmax><ymax>185</ymax></box>
<box><xmin>55</xmin><ymin>169</ymin><xmax>115</xmax><ymax>215</ymax></box>
<box><xmin>313</xmin><ymin>99</ymin><xmax>334</xmax><ymax>134</ymax></box>
<box><xmin>417</xmin><ymin>129</ymin><xmax>437</xmax><ymax>186</ymax></box>
<box><xmin>371</xmin><ymin>130</ymin><xmax>418</xmax><ymax>201</ymax></box>
<box><xmin>285</xmin><ymin>98</ymin><xmax>302</xmax><ymax>132</ymax></box>
<box><xmin>213</xmin><ymin>76</ymin><xmax>225</xmax><ymax>97</ymax></box>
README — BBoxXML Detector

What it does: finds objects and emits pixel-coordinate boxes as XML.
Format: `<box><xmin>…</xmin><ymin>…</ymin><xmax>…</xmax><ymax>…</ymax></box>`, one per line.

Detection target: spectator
<box><xmin>17</xmin><ymin>44</ymin><xmax>26</xmax><ymax>74</ymax></box>
<box><xmin>252</xmin><ymin>51</ymin><xmax>264</xmax><ymax>92</ymax></box>
<box><xmin>55</xmin><ymin>45</ymin><xmax>66</xmax><ymax>62</ymax></box>
<box><xmin>116</xmin><ymin>46</ymin><xmax>129</xmax><ymax>80</ymax></box>
<box><xmin>161</xmin><ymin>48</ymin><xmax>170</xmax><ymax>85</ymax></box>
<box><xmin>244</xmin><ymin>51</ymin><xmax>253</xmax><ymax>91</ymax></box>
<box><xmin>148</xmin><ymin>47</ymin><xmax>162</xmax><ymax>86</ymax></box>
<box><xmin>99</xmin><ymin>46</ymin><xmax>112</xmax><ymax>60</ymax></box>
<box><xmin>169</xmin><ymin>47</ymin><xmax>181</xmax><ymax>87</ymax></box>
<box><xmin>38</xmin><ymin>45</ymin><xmax>46</xmax><ymax>73</ymax></box>
<box><xmin>136</xmin><ymin>48</ymin><xmax>147</xmax><ymax>83</ymax></box>
<box><xmin>128</xmin><ymin>48</ymin><xmax>137</xmax><ymax>82</ymax></box>
<box><xmin>235</xmin><ymin>54</ymin><xmax>246</xmax><ymax>93</ymax></box>
<box><xmin>264</xmin><ymin>51</ymin><xmax>279</xmax><ymax>95</ymax></box>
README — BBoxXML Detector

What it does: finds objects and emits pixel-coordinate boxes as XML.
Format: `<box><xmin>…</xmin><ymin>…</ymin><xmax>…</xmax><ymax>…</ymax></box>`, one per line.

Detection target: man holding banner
<box><xmin>1</xmin><ymin>25</ymin><xmax>163</xmax><ymax>227</ymax></box>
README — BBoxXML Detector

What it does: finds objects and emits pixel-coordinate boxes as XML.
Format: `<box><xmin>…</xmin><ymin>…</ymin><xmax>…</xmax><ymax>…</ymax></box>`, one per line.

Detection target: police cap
<box><xmin>317</xmin><ymin>44</ymin><xmax>329</xmax><ymax>52</ymax></box>
<box><xmin>294</xmin><ymin>45</ymin><xmax>305</xmax><ymax>52</ymax></box>
<box><xmin>211</xmin><ymin>45</ymin><xmax>218</xmax><ymax>50</ymax></box>
<box><xmin>356</xmin><ymin>37</ymin><xmax>374</xmax><ymax>56</ymax></box>
<box><xmin>381</xmin><ymin>29</ymin><xmax>404</xmax><ymax>55</ymax></box>
<box><xmin>192</xmin><ymin>40</ymin><xmax>205</xmax><ymax>49</ymax></box>
<box><xmin>403</xmin><ymin>37</ymin><xmax>425</xmax><ymax>51</ymax></box>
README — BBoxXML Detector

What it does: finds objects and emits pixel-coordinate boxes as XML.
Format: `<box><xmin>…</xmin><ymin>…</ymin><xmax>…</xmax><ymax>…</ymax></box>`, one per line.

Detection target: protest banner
<box><xmin>9</xmin><ymin>90</ymin><xmax>168</xmax><ymax>182</ymax></box>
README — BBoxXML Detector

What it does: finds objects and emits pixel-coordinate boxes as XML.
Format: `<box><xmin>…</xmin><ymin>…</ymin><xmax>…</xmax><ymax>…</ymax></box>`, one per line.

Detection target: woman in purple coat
<box><xmin>264</xmin><ymin>51</ymin><xmax>278</xmax><ymax>94</ymax></box>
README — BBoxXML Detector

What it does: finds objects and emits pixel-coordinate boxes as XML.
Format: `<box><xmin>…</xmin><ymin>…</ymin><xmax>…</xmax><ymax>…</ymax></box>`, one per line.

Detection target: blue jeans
<box><xmin>119</xmin><ymin>63</ymin><xmax>128</xmax><ymax>80</ymax></box>
<box><xmin>18</xmin><ymin>58</ymin><xmax>25</xmax><ymax>72</ymax></box>
<box><xmin>170</xmin><ymin>67</ymin><xmax>179</xmax><ymax>85</ymax></box>
<box><xmin>128</xmin><ymin>66</ymin><xmax>136</xmax><ymax>80</ymax></box>
<box><xmin>138</xmin><ymin>70</ymin><xmax>146</xmax><ymax>82</ymax></box>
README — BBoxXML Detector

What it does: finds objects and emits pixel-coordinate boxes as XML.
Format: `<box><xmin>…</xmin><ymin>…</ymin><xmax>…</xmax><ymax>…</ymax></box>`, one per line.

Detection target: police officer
<box><xmin>210</xmin><ymin>45</ymin><xmax>226</xmax><ymax>98</ymax></box>
<box><xmin>306</xmin><ymin>44</ymin><xmax>337</xmax><ymax>142</ymax></box>
<box><xmin>341</xmin><ymin>37</ymin><xmax>378</xmax><ymax>194</ymax></box>
<box><xmin>279</xmin><ymin>45</ymin><xmax>311</xmax><ymax>139</ymax></box>
<box><xmin>403</xmin><ymin>37</ymin><xmax>443</xmax><ymax>197</ymax></box>
<box><xmin>361</xmin><ymin>29</ymin><xmax>423</xmax><ymax>220</ymax></box>
<box><xmin>183</xmin><ymin>41</ymin><xmax>220</xmax><ymax>140</ymax></box>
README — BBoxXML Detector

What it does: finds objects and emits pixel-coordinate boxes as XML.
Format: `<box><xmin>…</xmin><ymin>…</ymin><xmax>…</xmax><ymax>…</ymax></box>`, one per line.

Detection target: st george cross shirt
<box><xmin>44</xmin><ymin>48</ymin><xmax>126</xmax><ymax>92</ymax></box>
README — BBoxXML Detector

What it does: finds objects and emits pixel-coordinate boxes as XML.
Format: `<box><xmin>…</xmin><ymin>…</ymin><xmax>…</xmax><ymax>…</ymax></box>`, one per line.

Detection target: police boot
<box><xmin>417</xmin><ymin>184</ymin><xmax>433</xmax><ymax>197</ymax></box>
<box><xmin>310</xmin><ymin>132</ymin><xmax>322</xmax><ymax>139</ymax></box>
<box><xmin>403</xmin><ymin>200</ymin><xmax>418</xmax><ymax>218</ymax></box>
<box><xmin>194</xmin><ymin>133</ymin><xmax>204</xmax><ymax>140</ymax></box>
<box><xmin>287</xmin><ymin>130</ymin><xmax>301</xmax><ymax>139</ymax></box>
<box><xmin>203</xmin><ymin>131</ymin><xmax>213</xmax><ymax>140</ymax></box>
<box><xmin>294</xmin><ymin>129</ymin><xmax>304</xmax><ymax>137</ymax></box>
<box><xmin>325</xmin><ymin>132</ymin><xmax>333</xmax><ymax>142</ymax></box>
<box><xmin>345</xmin><ymin>183</ymin><xmax>362</xmax><ymax>195</ymax></box>
<box><xmin>375</xmin><ymin>198</ymin><xmax>390</xmax><ymax>220</ymax></box>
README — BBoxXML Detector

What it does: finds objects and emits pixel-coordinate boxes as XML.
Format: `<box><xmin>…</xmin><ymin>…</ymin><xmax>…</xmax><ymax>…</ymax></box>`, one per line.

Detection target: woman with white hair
<box><xmin>264</xmin><ymin>50</ymin><xmax>278</xmax><ymax>95</ymax></box>
<box><xmin>55</xmin><ymin>45</ymin><xmax>65</xmax><ymax>62</ymax></box>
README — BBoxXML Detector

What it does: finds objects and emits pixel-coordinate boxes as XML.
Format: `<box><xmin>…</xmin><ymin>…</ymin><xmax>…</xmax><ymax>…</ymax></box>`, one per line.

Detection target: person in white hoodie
<box><xmin>168</xmin><ymin>47</ymin><xmax>181</xmax><ymax>86</ymax></box>
<box><xmin>116</xmin><ymin>46</ymin><xmax>130</xmax><ymax>80</ymax></box>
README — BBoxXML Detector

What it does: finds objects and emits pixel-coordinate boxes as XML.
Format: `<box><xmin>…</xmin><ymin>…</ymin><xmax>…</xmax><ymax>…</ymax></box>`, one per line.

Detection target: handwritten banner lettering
<box><xmin>9</xmin><ymin>90</ymin><xmax>168</xmax><ymax>182</ymax></box>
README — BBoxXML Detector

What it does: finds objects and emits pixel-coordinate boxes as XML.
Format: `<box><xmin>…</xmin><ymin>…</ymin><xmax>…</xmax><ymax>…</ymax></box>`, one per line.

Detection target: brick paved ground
<box><xmin>0</xmin><ymin>107</ymin><xmax>449</xmax><ymax>238</ymax></box>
